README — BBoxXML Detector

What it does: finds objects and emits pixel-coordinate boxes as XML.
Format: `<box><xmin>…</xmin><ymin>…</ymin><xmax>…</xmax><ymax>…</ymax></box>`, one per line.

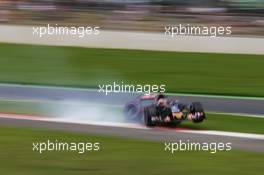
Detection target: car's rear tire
<box><xmin>144</xmin><ymin>106</ymin><xmax>156</xmax><ymax>127</ymax></box>
<box><xmin>124</xmin><ymin>104</ymin><xmax>140</xmax><ymax>121</ymax></box>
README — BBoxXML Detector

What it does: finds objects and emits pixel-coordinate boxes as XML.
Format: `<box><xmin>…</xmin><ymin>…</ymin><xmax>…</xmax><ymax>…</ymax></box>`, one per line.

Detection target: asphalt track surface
<box><xmin>0</xmin><ymin>84</ymin><xmax>263</xmax><ymax>115</ymax></box>
<box><xmin>0</xmin><ymin>84</ymin><xmax>263</xmax><ymax>152</ymax></box>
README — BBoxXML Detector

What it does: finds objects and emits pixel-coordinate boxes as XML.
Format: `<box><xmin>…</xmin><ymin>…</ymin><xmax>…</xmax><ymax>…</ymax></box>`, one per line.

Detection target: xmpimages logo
<box><xmin>164</xmin><ymin>140</ymin><xmax>232</xmax><ymax>154</ymax></box>
<box><xmin>165</xmin><ymin>24</ymin><xmax>232</xmax><ymax>37</ymax></box>
<box><xmin>98</xmin><ymin>82</ymin><xmax>166</xmax><ymax>95</ymax></box>
<box><xmin>32</xmin><ymin>140</ymin><xmax>100</xmax><ymax>154</ymax></box>
<box><xmin>32</xmin><ymin>24</ymin><xmax>100</xmax><ymax>38</ymax></box>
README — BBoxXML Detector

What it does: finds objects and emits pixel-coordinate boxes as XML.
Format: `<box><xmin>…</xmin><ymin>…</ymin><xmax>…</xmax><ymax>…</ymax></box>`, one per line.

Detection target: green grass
<box><xmin>0</xmin><ymin>43</ymin><xmax>264</xmax><ymax>97</ymax></box>
<box><xmin>0</xmin><ymin>99</ymin><xmax>263</xmax><ymax>134</ymax></box>
<box><xmin>0</xmin><ymin>125</ymin><xmax>263</xmax><ymax>175</ymax></box>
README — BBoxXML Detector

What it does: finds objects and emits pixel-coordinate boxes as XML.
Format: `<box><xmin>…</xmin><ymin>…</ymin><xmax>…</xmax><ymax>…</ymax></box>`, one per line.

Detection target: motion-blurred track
<box><xmin>0</xmin><ymin>84</ymin><xmax>264</xmax><ymax>115</ymax></box>
<box><xmin>0</xmin><ymin>83</ymin><xmax>263</xmax><ymax>152</ymax></box>
<box><xmin>0</xmin><ymin>113</ymin><xmax>263</xmax><ymax>152</ymax></box>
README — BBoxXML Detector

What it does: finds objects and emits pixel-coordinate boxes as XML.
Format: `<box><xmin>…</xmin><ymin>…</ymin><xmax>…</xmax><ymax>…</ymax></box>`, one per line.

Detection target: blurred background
<box><xmin>0</xmin><ymin>2</ymin><xmax>263</xmax><ymax>175</ymax></box>
<box><xmin>0</xmin><ymin>0</ymin><xmax>263</xmax><ymax>36</ymax></box>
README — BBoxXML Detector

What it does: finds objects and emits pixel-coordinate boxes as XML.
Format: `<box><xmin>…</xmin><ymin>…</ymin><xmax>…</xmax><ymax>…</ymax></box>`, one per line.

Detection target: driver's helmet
<box><xmin>171</xmin><ymin>104</ymin><xmax>180</xmax><ymax>113</ymax></box>
<box><xmin>170</xmin><ymin>100</ymin><xmax>180</xmax><ymax>112</ymax></box>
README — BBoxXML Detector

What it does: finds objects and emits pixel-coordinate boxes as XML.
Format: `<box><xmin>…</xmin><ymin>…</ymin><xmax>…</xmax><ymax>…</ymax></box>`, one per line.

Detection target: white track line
<box><xmin>0</xmin><ymin>113</ymin><xmax>263</xmax><ymax>140</ymax></box>
<box><xmin>208</xmin><ymin>112</ymin><xmax>264</xmax><ymax>118</ymax></box>
<box><xmin>0</xmin><ymin>113</ymin><xmax>146</xmax><ymax>129</ymax></box>
<box><xmin>179</xmin><ymin>130</ymin><xmax>264</xmax><ymax>140</ymax></box>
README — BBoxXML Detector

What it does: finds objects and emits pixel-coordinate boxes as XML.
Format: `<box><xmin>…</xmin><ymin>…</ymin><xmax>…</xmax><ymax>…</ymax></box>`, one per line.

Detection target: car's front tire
<box><xmin>191</xmin><ymin>102</ymin><xmax>206</xmax><ymax>123</ymax></box>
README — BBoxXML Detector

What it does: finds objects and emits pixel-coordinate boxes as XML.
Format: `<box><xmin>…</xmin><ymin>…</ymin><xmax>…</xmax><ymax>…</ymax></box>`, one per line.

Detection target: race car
<box><xmin>123</xmin><ymin>94</ymin><xmax>206</xmax><ymax>126</ymax></box>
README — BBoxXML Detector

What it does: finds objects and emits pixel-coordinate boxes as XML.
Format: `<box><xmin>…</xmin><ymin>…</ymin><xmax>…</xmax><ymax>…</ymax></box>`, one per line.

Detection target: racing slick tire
<box><xmin>124</xmin><ymin>103</ymin><xmax>140</xmax><ymax>121</ymax></box>
<box><xmin>191</xmin><ymin>102</ymin><xmax>206</xmax><ymax>123</ymax></box>
<box><xmin>144</xmin><ymin>106</ymin><xmax>156</xmax><ymax>127</ymax></box>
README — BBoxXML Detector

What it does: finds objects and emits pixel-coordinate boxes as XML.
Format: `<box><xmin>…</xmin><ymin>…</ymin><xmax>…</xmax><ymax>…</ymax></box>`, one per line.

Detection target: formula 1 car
<box><xmin>123</xmin><ymin>94</ymin><xmax>205</xmax><ymax>126</ymax></box>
